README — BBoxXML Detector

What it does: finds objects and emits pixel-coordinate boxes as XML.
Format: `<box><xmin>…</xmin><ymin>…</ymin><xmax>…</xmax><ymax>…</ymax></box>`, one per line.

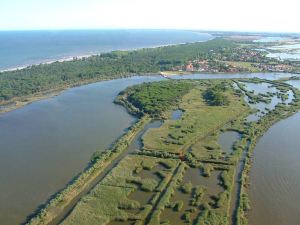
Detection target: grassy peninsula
<box><xmin>25</xmin><ymin>77</ymin><xmax>300</xmax><ymax>225</ymax></box>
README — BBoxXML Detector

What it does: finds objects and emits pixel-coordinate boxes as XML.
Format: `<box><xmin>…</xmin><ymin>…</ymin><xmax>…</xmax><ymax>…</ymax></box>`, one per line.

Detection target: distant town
<box><xmin>178</xmin><ymin>60</ymin><xmax>294</xmax><ymax>73</ymax></box>
<box><xmin>171</xmin><ymin>46</ymin><xmax>298</xmax><ymax>74</ymax></box>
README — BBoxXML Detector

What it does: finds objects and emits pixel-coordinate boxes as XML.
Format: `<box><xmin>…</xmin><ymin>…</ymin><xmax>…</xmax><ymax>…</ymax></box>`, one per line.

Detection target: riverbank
<box><xmin>53</xmin><ymin>79</ymin><xmax>250</xmax><ymax>225</ymax></box>
<box><xmin>2</xmin><ymin>36</ymin><xmax>299</xmax><ymax>115</ymax></box>
<box><xmin>248</xmin><ymin>112</ymin><xmax>300</xmax><ymax>225</ymax></box>
<box><xmin>233</xmin><ymin>79</ymin><xmax>300</xmax><ymax>225</ymax></box>
<box><xmin>0</xmin><ymin>38</ymin><xmax>257</xmax><ymax>110</ymax></box>
<box><xmin>0</xmin><ymin>74</ymin><xmax>156</xmax><ymax>115</ymax></box>
<box><xmin>17</xmin><ymin>78</ymin><xmax>300</xmax><ymax>225</ymax></box>
<box><xmin>0</xmin><ymin>30</ymin><xmax>213</xmax><ymax>72</ymax></box>
<box><xmin>2</xmin><ymin>75</ymin><xmax>300</xmax><ymax>225</ymax></box>
<box><xmin>2</xmin><ymin>71</ymin><xmax>298</xmax><ymax>115</ymax></box>
<box><xmin>25</xmin><ymin>115</ymin><xmax>151</xmax><ymax>225</ymax></box>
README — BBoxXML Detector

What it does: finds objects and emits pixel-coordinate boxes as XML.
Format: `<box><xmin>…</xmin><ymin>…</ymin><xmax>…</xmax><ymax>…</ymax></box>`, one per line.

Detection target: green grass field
<box><xmin>34</xmin><ymin>78</ymin><xmax>300</xmax><ymax>225</ymax></box>
<box><xmin>142</xmin><ymin>80</ymin><xmax>250</xmax><ymax>153</ymax></box>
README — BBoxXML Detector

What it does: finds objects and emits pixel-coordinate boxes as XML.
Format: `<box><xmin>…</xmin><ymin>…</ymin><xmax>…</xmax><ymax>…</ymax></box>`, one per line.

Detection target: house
<box><xmin>186</xmin><ymin>63</ymin><xmax>194</xmax><ymax>71</ymax></box>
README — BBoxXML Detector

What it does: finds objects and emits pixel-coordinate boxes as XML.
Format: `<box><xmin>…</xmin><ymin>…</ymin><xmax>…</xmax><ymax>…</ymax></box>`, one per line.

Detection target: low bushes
<box><xmin>140</xmin><ymin>179</ymin><xmax>159</xmax><ymax>192</ymax></box>
<box><xmin>180</xmin><ymin>182</ymin><xmax>193</xmax><ymax>194</ymax></box>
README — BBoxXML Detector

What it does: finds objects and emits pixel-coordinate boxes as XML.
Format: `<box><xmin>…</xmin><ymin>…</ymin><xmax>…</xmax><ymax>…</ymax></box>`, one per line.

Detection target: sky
<box><xmin>0</xmin><ymin>0</ymin><xmax>299</xmax><ymax>32</ymax></box>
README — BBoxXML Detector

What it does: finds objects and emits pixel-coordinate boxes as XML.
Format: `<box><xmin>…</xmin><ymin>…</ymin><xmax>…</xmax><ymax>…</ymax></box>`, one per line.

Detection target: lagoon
<box><xmin>0</xmin><ymin>72</ymin><xmax>299</xmax><ymax>225</ymax></box>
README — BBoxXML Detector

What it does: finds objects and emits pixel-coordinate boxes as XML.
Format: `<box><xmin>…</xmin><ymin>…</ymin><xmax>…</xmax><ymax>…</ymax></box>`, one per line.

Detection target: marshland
<box><xmin>10</xmin><ymin>74</ymin><xmax>299</xmax><ymax>225</ymax></box>
<box><xmin>2</xmin><ymin>31</ymin><xmax>300</xmax><ymax>225</ymax></box>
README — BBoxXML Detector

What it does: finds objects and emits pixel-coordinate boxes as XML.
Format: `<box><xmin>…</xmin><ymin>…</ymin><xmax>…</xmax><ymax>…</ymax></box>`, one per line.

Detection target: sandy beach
<box><xmin>0</xmin><ymin>53</ymin><xmax>95</xmax><ymax>73</ymax></box>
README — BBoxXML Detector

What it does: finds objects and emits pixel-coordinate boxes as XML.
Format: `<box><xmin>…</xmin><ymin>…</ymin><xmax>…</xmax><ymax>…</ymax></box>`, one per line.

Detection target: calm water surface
<box><xmin>218</xmin><ymin>131</ymin><xmax>241</xmax><ymax>154</ymax></box>
<box><xmin>0</xmin><ymin>76</ymin><xmax>163</xmax><ymax>225</ymax></box>
<box><xmin>287</xmin><ymin>80</ymin><xmax>300</xmax><ymax>90</ymax></box>
<box><xmin>249</xmin><ymin>112</ymin><xmax>300</xmax><ymax>225</ymax></box>
<box><xmin>0</xmin><ymin>72</ymin><xmax>300</xmax><ymax>225</ymax></box>
<box><xmin>171</xmin><ymin>109</ymin><xmax>183</xmax><ymax>120</ymax></box>
<box><xmin>0</xmin><ymin>30</ymin><xmax>212</xmax><ymax>70</ymax></box>
<box><xmin>169</xmin><ymin>72</ymin><xmax>297</xmax><ymax>80</ymax></box>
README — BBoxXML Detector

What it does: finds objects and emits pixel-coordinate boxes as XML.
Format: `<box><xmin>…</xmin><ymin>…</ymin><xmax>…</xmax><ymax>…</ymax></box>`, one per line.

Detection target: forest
<box><xmin>0</xmin><ymin>38</ymin><xmax>234</xmax><ymax>102</ymax></box>
<box><xmin>116</xmin><ymin>80</ymin><xmax>195</xmax><ymax>117</ymax></box>
<box><xmin>202</xmin><ymin>83</ymin><xmax>230</xmax><ymax>106</ymax></box>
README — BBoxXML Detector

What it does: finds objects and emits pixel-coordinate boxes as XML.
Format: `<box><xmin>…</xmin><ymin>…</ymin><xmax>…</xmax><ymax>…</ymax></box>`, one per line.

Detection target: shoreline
<box><xmin>1</xmin><ymin>71</ymin><xmax>299</xmax><ymax>115</ymax></box>
<box><xmin>0</xmin><ymin>73</ymin><xmax>160</xmax><ymax>115</ymax></box>
<box><xmin>0</xmin><ymin>37</ymin><xmax>214</xmax><ymax>73</ymax></box>
<box><xmin>0</xmin><ymin>54</ymin><xmax>95</xmax><ymax>73</ymax></box>
<box><xmin>24</xmin><ymin>78</ymin><xmax>300</xmax><ymax>225</ymax></box>
<box><xmin>24</xmin><ymin>115</ymin><xmax>151</xmax><ymax>225</ymax></box>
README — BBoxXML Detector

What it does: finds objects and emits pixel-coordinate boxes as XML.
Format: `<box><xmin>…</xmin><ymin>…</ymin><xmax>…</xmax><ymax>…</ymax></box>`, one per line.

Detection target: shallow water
<box><xmin>249</xmin><ymin>112</ymin><xmax>300</xmax><ymax>225</ymax></box>
<box><xmin>127</xmin><ymin>120</ymin><xmax>162</xmax><ymax>151</ymax></box>
<box><xmin>239</xmin><ymin>81</ymin><xmax>290</xmax><ymax>122</ymax></box>
<box><xmin>183</xmin><ymin>168</ymin><xmax>223</xmax><ymax>197</ymax></box>
<box><xmin>171</xmin><ymin>109</ymin><xmax>183</xmax><ymax>120</ymax></box>
<box><xmin>129</xmin><ymin>190</ymin><xmax>154</xmax><ymax>207</ymax></box>
<box><xmin>254</xmin><ymin>37</ymin><xmax>285</xmax><ymax>43</ymax></box>
<box><xmin>267</xmin><ymin>52</ymin><xmax>300</xmax><ymax>60</ymax></box>
<box><xmin>160</xmin><ymin>189</ymin><xmax>193</xmax><ymax>225</ymax></box>
<box><xmin>241</xmin><ymin>82</ymin><xmax>278</xmax><ymax>95</ymax></box>
<box><xmin>286</xmin><ymin>80</ymin><xmax>300</xmax><ymax>90</ymax></box>
<box><xmin>218</xmin><ymin>131</ymin><xmax>241</xmax><ymax>154</ymax></box>
<box><xmin>266</xmin><ymin>43</ymin><xmax>300</xmax><ymax>60</ymax></box>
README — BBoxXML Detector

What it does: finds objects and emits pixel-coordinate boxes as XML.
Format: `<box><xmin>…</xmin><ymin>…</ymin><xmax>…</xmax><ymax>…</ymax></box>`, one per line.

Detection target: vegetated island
<box><xmin>1</xmin><ymin>36</ymin><xmax>299</xmax><ymax>114</ymax></box>
<box><xmin>25</xmin><ymin>77</ymin><xmax>300</xmax><ymax>225</ymax></box>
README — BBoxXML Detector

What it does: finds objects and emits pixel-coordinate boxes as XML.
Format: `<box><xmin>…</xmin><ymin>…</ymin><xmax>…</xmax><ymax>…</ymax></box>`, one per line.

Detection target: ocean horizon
<box><xmin>0</xmin><ymin>29</ymin><xmax>213</xmax><ymax>71</ymax></box>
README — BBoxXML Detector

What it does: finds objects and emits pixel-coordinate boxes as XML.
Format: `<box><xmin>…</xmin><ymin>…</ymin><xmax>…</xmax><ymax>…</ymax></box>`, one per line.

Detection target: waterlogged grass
<box><xmin>61</xmin><ymin>155</ymin><xmax>180</xmax><ymax>225</ymax></box>
<box><xmin>62</xmin><ymin>185</ymin><xmax>135</xmax><ymax>224</ymax></box>
<box><xmin>35</xmin><ymin>78</ymin><xmax>300</xmax><ymax>225</ymax></box>
<box><xmin>142</xmin><ymin>80</ymin><xmax>250</xmax><ymax>153</ymax></box>
<box><xmin>232</xmin><ymin>79</ymin><xmax>300</xmax><ymax>225</ymax></box>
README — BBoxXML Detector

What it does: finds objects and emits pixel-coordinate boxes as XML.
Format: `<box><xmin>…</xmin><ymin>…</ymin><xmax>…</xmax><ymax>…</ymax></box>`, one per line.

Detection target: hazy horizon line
<box><xmin>0</xmin><ymin>28</ymin><xmax>299</xmax><ymax>35</ymax></box>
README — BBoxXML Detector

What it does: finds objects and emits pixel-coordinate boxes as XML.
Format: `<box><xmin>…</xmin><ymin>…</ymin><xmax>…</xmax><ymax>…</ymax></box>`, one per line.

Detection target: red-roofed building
<box><xmin>186</xmin><ymin>63</ymin><xmax>194</xmax><ymax>71</ymax></box>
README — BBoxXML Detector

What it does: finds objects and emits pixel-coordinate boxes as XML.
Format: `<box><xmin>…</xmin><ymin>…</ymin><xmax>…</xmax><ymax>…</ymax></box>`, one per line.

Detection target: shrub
<box><xmin>173</xmin><ymin>201</ymin><xmax>184</xmax><ymax>211</ymax></box>
<box><xmin>141</xmin><ymin>178</ymin><xmax>159</xmax><ymax>192</ymax></box>
<box><xmin>180</xmin><ymin>182</ymin><xmax>193</xmax><ymax>194</ymax></box>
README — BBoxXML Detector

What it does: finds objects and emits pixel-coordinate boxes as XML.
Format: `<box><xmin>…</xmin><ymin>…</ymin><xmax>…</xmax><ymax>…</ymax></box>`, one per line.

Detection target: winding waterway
<box><xmin>0</xmin><ymin>72</ymin><xmax>299</xmax><ymax>225</ymax></box>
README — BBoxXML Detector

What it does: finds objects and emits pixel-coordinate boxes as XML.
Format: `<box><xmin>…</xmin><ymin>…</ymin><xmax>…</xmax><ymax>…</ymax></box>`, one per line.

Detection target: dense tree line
<box><xmin>202</xmin><ymin>83</ymin><xmax>230</xmax><ymax>106</ymax></box>
<box><xmin>119</xmin><ymin>80</ymin><xmax>194</xmax><ymax>117</ymax></box>
<box><xmin>0</xmin><ymin>38</ymin><xmax>235</xmax><ymax>102</ymax></box>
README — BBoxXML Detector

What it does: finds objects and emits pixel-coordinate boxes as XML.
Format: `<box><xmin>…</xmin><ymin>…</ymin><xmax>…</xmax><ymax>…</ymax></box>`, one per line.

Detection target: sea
<box><xmin>0</xmin><ymin>29</ymin><xmax>213</xmax><ymax>71</ymax></box>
